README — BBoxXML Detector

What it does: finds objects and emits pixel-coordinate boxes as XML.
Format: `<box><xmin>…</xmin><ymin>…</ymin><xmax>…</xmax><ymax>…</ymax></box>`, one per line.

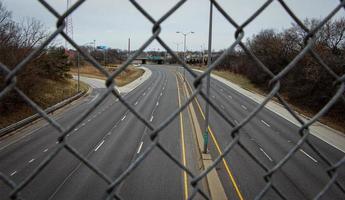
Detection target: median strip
<box><xmin>184</xmin><ymin>74</ymin><xmax>245</xmax><ymax>200</ymax></box>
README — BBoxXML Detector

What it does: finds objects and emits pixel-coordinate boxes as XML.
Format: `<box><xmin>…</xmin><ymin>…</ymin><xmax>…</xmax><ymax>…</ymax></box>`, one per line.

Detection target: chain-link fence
<box><xmin>1</xmin><ymin>0</ymin><xmax>345</xmax><ymax>199</ymax></box>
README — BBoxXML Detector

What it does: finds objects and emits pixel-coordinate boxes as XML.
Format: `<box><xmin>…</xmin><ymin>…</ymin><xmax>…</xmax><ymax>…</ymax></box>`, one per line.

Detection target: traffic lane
<box><xmin>207</xmin><ymin>87</ymin><xmax>344</xmax><ymax>199</ymax></box>
<box><xmin>0</xmin><ymin>69</ymin><xmax>159</xmax><ymax>178</ymax></box>
<box><xmin>0</xmin><ymin>71</ymin><xmax>160</xmax><ymax>199</ymax></box>
<box><xmin>120</xmin><ymin>70</ymin><xmax>186</xmax><ymax>200</ymax></box>
<box><xmin>209</xmin><ymin>77</ymin><xmax>345</xmax><ymax>187</ymax></box>
<box><xmin>0</xmin><ymin>81</ymin><xmax>140</xmax><ymax>181</ymax></box>
<box><xmin>0</xmin><ymin>88</ymin><xmax>109</xmax><ymax>176</ymax></box>
<box><xmin>190</xmin><ymin>69</ymin><xmax>344</xmax><ymax>161</ymax></box>
<box><xmin>211</xmin><ymin>78</ymin><xmax>344</xmax><ymax>162</ymax></box>
<box><xmin>44</xmin><ymin>71</ymin><xmax>167</xmax><ymax>200</ymax></box>
<box><xmin>186</xmin><ymin>73</ymin><xmax>344</xmax><ymax>199</ymax></box>
<box><xmin>183</xmin><ymin>78</ymin><xmax>279</xmax><ymax>199</ymax></box>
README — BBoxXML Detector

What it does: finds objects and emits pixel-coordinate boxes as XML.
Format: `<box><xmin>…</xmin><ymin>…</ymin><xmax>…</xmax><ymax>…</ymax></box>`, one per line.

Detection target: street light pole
<box><xmin>204</xmin><ymin>1</ymin><xmax>213</xmax><ymax>154</ymax></box>
<box><xmin>176</xmin><ymin>31</ymin><xmax>194</xmax><ymax>81</ymax></box>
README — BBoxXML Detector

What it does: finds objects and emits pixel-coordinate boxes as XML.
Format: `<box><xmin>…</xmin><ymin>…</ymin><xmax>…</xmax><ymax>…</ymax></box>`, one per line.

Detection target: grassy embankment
<box><xmin>70</xmin><ymin>64</ymin><xmax>145</xmax><ymax>87</ymax></box>
<box><xmin>192</xmin><ymin>66</ymin><xmax>345</xmax><ymax>133</ymax></box>
<box><xmin>0</xmin><ymin>79</ymin><xmax>88</xmax><ymax>129</ymax></box>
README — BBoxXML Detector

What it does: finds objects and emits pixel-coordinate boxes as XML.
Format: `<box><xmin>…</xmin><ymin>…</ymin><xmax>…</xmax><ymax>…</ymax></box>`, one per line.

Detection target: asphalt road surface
<box><xmin>0</xmin><ymin>65</ymin><xmax>344</xmax><ymax>200</ymax></box>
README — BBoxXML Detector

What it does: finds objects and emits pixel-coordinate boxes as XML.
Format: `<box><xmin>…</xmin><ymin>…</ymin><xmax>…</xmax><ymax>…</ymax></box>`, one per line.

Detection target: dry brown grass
<box><xmin>70</xmin><ymin>64</ymin><xmax>144</xmax><ymax>87</ymax></box>
<box><xmin>0</xmin><ymin>79</ymin><xmax>88</xmax><ymax>128</ymax></box>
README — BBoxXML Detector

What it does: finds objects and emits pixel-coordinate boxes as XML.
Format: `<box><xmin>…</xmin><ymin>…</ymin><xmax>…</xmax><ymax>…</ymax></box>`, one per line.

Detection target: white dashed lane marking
<box><xmin>43</xmin><ymin>148</ymin><xmax>48</xmax><ymax>152</ymax></box>
<box><xmin>121</xmin><ymin>115</ymin><xmax>126</xmax><ymax>121</ymax></box>
<box><xmin>261</xmin><ymin>120</ymin><xmax>271</xmax><ymax>127</ymax></box>
<box><xmin>137</xmin><ymin>142</ymin><xmax>144</xmax><ymax>154</ymax></box>
<box><xmin>241</xmin><ymin>105</ymin><xmax>247</xmax><ymax>110</ymax></box>
<box><xmin>28</xmin><ymin>159</ymin><xmax>35</xmax><ymax>163</ymax></box>
<box><xmin>94</xmin><ymin>140</ymin><xmax>105</xmax><ymax>151</ymax></box>
<box><xmin>300</xmin><ymin>149</ymin><xmax>318</xmax><ymax>163</ymax></box>
<box><xmin>10</xmin><ymin>171</ymin><xmax>17</xmax><ymax>176</ymax></box>
<box><xmin>259</xmin><ymin>148</ymin><xmax>273</xmax><ymax>162</ymax></box>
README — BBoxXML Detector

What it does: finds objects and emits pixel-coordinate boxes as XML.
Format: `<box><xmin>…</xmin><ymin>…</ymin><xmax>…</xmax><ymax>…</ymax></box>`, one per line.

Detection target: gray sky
<box><xmin>3</xmin><ymin>0</ymin><xmax>345</xmax><ymax>51</ymax></box>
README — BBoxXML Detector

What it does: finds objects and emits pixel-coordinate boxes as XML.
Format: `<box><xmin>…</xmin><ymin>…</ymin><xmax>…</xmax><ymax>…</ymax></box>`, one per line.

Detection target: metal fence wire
<box><xmin>1</xmin><ymin>0</ymin><xmax>345</xmax><ymax>199</ymax></box>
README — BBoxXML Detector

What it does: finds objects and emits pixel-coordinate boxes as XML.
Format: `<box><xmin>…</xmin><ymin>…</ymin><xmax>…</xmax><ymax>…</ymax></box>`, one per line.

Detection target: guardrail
<box><xmin>0</xmin><ymin>91</ymin><xmax>85</xmax><ymax>137</ymax></box>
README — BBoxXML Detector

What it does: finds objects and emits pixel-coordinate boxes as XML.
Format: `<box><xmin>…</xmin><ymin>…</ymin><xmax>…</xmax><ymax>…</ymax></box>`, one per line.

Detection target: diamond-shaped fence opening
<box><xmin>0</xmin><ymin>0</ymin><xmax>345</xmax><ymax>199</ymax></box>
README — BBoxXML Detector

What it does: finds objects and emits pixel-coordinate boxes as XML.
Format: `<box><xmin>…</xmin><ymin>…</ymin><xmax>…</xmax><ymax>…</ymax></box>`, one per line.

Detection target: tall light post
<box><xmin>204</xmin><ymin>1</ymin><xmax>213</xmax><ymax>153</ymax></box>
<box><xmin>77</xmin><ymin>41</ymin><xmax>95</xmax><ymax>92</ymax></box>
<box><xmin>176</xmin><ymin>31</ymin><xmax>194</xmax><ymax>81</ymax></box>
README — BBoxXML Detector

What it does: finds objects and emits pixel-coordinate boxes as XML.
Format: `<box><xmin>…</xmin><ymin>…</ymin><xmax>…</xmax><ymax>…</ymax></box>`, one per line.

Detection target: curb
<box><xmin>116</xmin><ymin>66</ymin><xmax>152</xmax><ymax>94</ymax></box>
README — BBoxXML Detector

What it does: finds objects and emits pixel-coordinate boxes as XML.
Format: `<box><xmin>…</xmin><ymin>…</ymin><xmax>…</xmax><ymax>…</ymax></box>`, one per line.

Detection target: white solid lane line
<box><xmin>241</xmin><ymin>105</ymin><xmax>247</xmax><ymax>110</ymax></box>
<box><xmin>10</xmin><ymin>171</ymin><xmax>17</xmax><ymax>176</ymax></box>
<box><xmin>137</xmin><ymin>142</ymin><xmax>144</xmax><ymax>154</ymax></box>
<box><xmin>29</xmin><ymin>159</ymin><xmax>35</xmax><ymax>163</ymax></box>
<box><xmin>259</xmin><ymin>148</ymin><xmax>273</xmax><ymax>162</ymax></box>
<box><xmin>300</xmin><ymin>149</ymin><xmax>318</xmax><ymax>163</ymax></box>
<box><xmin>261</xmin><ymin>120</ymin><xmax>271</xmax><ymax>127</ymax></box>
<box><xmin>121</xmin><ymin>115</ymin><xmax>126</xmax><ymax>121</ymax></box>
<box><xmin>94</xmin><ymin>140</ymin><xmax>105</xmax><ymax>151</ymax></box>
<box><xmin>88</xmin><ymin>93</ymin><xmax>99</xmax><ymax>104</ymax></box>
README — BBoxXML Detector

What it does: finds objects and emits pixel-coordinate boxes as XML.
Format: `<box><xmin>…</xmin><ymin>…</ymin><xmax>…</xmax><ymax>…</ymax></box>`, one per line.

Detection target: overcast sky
<box><xmin>2</xmin><ymin>0</ymin><xmax>345</xmax><ymax>51</ymax></box>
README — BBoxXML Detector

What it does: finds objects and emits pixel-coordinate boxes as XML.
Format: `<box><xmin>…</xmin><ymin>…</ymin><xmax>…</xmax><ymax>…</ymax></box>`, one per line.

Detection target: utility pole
<box><xmin>65</xmin><ymin>0</ymin><xmax>73</xmax><ymax>49</ymax></box>
<box><xmin>204</xmin><ymin>1</ymin><xmax>213</xmax><ymax>153</ymax></box>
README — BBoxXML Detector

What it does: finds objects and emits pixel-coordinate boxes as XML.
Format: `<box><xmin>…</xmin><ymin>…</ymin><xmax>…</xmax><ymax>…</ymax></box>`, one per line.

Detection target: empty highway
<box><xmin>0</xmin><ymin>65</ymin><xmax>344</xmax><ymax>200</ymax></box>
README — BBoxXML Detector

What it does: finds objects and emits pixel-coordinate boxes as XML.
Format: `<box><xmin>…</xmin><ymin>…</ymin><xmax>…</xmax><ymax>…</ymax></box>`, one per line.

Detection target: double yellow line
<box><xmin>176</xmin><ymin>75</ymin><xmax>189</xmax><ymax>200</ymax></box>
<box><xmin>179</xmin><ymin>72</ymin><xmax>245</xmax><ymax>200</ymax></box>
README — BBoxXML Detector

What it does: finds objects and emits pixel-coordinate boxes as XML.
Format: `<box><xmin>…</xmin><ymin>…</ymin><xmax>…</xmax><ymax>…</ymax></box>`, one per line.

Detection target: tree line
<box><xmin>0</xmin><ymin>2</ymin><xmax>71</xmax><ymax>115</ymax></box>
<box><xmin>216</xmin><ymin>18</ymin><xmax>345</xmax><ymax>124</ymax></box>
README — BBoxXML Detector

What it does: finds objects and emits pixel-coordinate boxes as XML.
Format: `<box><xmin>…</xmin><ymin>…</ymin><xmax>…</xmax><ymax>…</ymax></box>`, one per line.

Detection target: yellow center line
<box><xmin>181</xmin><ymin>72</ymin><xmax>245</xmax><ymax>200</ymax></box>
<box><xmin>176</xmin><ymin>75</ymin><xmax>189</xmax><ymax>200</ymax></box>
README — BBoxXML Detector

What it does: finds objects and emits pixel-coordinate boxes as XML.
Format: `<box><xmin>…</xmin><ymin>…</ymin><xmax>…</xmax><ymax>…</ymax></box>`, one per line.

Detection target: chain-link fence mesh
<box><xmin>1</xmin><ymin>0</ymin><xmax>345</xmax><ymax>199</ymax></box>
